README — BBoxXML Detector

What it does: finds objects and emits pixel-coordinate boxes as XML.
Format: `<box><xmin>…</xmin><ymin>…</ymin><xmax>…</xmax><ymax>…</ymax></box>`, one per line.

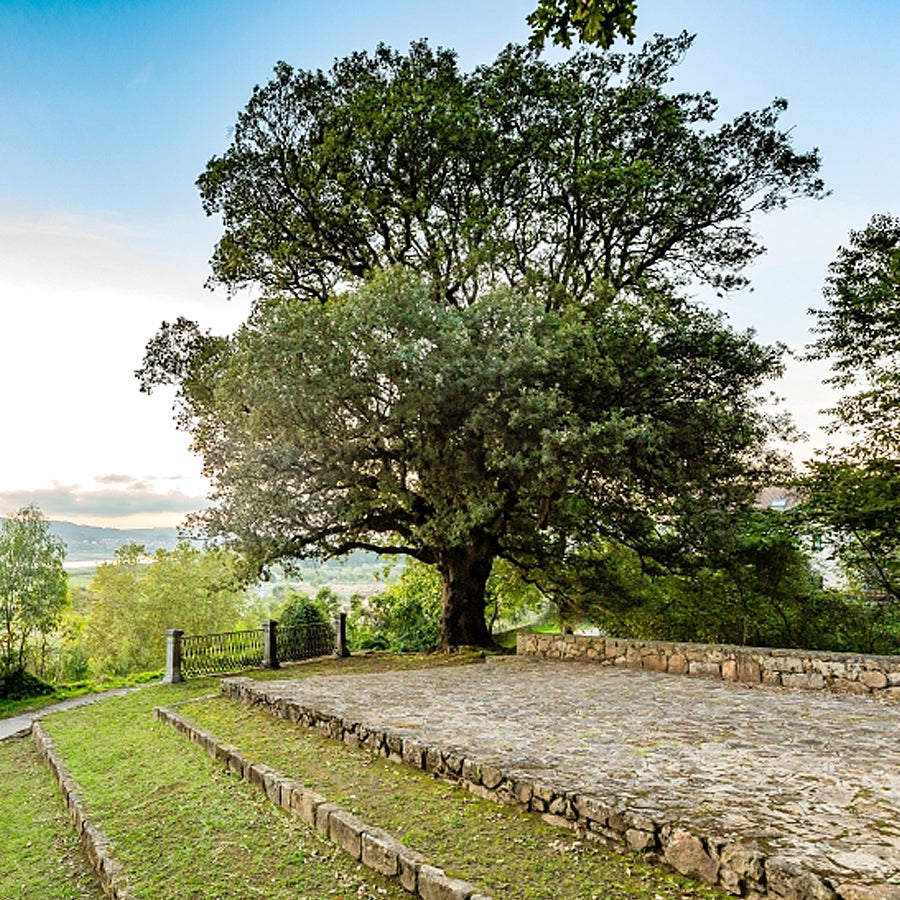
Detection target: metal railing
<box><xmin>181</xmin><ymin>627</ymin><xmax>264</xmax><ymax>678</ymax></box>
<box><xmin>278</xmin><ymin>621</ymin><xmax>335</xmax><ymax>663</ymax></box>
<box><xmin>164</xmin><ymin>615</ymin><xmax>347</xmax><ymax>682</ymax></box>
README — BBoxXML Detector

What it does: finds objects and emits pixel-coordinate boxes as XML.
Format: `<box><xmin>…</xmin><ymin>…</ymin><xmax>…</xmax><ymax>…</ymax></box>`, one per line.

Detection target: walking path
<box><xmin>0</xmin><ymin>688</ymin><xmax>137</xmax><ymax>741</ymax></box>
<box><xmin>244</xmin><ymin>657</ymin><xmax>900</xmax><ymax>898</ymax></box>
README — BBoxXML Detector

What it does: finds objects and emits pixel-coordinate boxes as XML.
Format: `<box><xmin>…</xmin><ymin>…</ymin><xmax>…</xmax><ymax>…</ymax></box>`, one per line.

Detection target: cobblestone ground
<box><xmin>253</xmin><ymin>657</ymin><xmax>900</xmax><ymax>891</ymax></box>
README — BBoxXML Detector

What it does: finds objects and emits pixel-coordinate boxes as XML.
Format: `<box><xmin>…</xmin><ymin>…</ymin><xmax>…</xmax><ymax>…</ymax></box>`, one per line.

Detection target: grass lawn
<box><xmin>0</xmin><ymin>736</ymin><xmax>103</xmax><ymax>899</ymax></box>
<box><xmin>29</xmin><ymin>653</ymin><xmax>726</xmax><ymax>899</ymax></box>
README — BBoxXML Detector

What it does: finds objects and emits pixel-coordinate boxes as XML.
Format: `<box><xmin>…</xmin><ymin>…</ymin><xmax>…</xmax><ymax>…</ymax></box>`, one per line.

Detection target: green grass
<box><xmin>25</xmin><ymin>652</ymin><xmax>728</xmax><ymax>898</ymax></box>
<box><xmin>0</xmin><ymin>669</ymin><xmax>163</xmax><ymax>719</ymax></box>
<box><xmin>0</xmin><ymin>736</ymin><xmax>103</xmax><ymax>899</ymax></box>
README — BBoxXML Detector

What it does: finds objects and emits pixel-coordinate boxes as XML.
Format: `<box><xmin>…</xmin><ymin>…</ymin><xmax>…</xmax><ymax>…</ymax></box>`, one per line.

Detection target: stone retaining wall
<box><xmin>220</xmin><ymin>675</ymin><xmax>843</xmax><ymax>899</ymax></box>
<box><xmin>154</xmin><ymin>704</ymin><xmax>492</xmax><ymax>900</ymax></box>
<box><xmin>517</xmin><ymin>633</ymin><xmax>900</xmax><ymax>698</ymax></box>
<box><xmin>31</xmin><ymin>722</ymin><xmax>132</xmax><ymax>899</ymax></box>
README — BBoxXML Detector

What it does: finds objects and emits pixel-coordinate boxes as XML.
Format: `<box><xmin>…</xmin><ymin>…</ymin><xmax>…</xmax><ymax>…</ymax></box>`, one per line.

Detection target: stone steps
<box><xmin>154</xmin><ymin>703</ymin><xmax>493</xmax><ymax>900</ymax></box>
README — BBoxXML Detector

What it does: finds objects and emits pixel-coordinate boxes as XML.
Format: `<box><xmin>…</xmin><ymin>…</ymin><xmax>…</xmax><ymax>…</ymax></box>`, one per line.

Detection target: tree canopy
<box><xmin>82</xmin><ymin>543</ymin><xmax>248</xmax><ymax>675</ymax></box>
<box><xmin>143</xmin><ymin>36</ymin><xmax>823</xmax><ymax>648</ymax></box>
<box><xmin>195</xmin><ymin>35</ymin><xmax>823</xmax><ymax>306</ymax></box>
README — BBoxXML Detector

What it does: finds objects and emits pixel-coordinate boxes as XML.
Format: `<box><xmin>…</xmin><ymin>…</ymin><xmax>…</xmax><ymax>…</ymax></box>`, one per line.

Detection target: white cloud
<box><xmin>0</xmin><ymin>206</ymin><xmax>250</xmax><ymax>524</ymax></box>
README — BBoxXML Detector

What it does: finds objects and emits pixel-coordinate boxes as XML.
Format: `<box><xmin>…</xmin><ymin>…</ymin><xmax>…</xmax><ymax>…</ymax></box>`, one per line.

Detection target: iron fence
<box><xmin>278</xmin><ymin>621</ymin><xmax>335</xmax><ymax>663</ymax></box>
<box><xmin>171</xmin><ymin>619</ymin><xmax>340</xmax><ymax>680</ymax></box>
<box><xmin>181</xmin><ymin>628</ymin><xmax>264</xmax><ymax>678</ymax></box>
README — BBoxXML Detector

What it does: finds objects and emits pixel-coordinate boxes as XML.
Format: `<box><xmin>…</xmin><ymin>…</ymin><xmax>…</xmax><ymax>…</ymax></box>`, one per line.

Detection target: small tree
<box><xmin>0</xmin><ymin>505</ymin><xmax>68</xmax><ymax>676</ymax></box>
<box><xmin>805</xmin><ymin>214</ymin><xmax>900</xmax><ymax>604</ymax></box>
<box><xmin>82</xmin><ymin>543</ymin><xmax>249</xmax><ymax>675</ymax></box>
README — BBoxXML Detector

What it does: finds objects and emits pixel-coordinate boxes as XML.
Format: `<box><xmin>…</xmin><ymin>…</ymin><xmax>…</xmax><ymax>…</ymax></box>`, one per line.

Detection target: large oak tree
<box><xmin>141</xmin><ymin>35</ymin><xmax>823</xmax><ymax>648</ymax></box>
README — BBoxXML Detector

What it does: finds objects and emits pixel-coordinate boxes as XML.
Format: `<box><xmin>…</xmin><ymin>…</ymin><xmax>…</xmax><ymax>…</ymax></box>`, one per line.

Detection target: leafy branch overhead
<box><xmin>527</xmin><ymin>0</ymin><xmax>637</xmax><ymax>49</ymax></box>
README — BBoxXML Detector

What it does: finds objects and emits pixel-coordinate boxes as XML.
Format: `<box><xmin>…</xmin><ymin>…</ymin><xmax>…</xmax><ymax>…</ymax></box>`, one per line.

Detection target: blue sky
<box><xmin>0</xmin><ymin>0</ymin><xmax>897</xmax><ymax>526</ymax></box>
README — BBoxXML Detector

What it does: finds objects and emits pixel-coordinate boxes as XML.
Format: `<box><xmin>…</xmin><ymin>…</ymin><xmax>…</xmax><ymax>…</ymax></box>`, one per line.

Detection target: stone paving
<box><xmin>247</xmin><ymin>657</ymin><xmax>900</xmax><ymax>896</ymax></box>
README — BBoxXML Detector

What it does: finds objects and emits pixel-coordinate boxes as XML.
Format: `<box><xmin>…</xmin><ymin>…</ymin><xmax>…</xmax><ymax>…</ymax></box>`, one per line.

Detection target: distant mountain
<box><xmin>48</xmin><ymin>520</ymin><xmax>185</xmax><ymax>562</ymax></box>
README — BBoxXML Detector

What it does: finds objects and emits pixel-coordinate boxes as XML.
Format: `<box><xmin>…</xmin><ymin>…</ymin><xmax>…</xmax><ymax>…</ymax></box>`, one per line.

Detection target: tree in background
<box><xmin>0</xmin><ymin>505</ymin><xmax>67</xmax><ymax>679</ymax></box>
<box><xmin>81</xmin><ymin>543</ymin><xmax>248</xmax><ymax>675</ymax></box>
<box><xmin>804</xmin><ymin>215</ymin><xmax>900</xmax><ymax>608</ymax></box>
<box><xmin>527</xmin><ymin>0</ymin><xmax>636</xmax><ymax>49</ymax></box>
<box><xmin>141</xmin><ymin>36</ymin><xmax>823</xmax><ymax>648</ymax></box>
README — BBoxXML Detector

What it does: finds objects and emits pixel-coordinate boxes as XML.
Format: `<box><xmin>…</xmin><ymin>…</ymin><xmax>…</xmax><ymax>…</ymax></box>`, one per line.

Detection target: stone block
<box><xmin>417</xmin><ymin>864</ymin><xmax>476</xmax><ymax>900</ymax></box>
<box><xmin>859</xmin><ymin>670</ymin><xmax>889</xmax><ymax>690</ymax></box>
<box><xmin>263</xmin><ymin>770</ymin><xmax>284</xmax><ymax>806</ymax></box>
<box><xmin>403</xmin><ymin>739</ymin><xmax>426</xmax><ymax>769</ymax></box>
<box><xmin>737</xmin><ymin>658</ymin><xmax>761</xmax><ymax>683</ymax></box>
<box><xmin>663</xmin><ymin>829</ymin><xmax>719</xmax><ymax>886</ymax></box>
<box><xmin>248</xmin><ymin>762</ymin><xmax>273</xmax><ymax>790</ymax></box>
<box><xmin>314</xmin><ymin>801</ymin><xmax>341</xmax><ymax>836</ymax></box>
<box><xmin>721</xmin><ymin>659</ymin><xmax>737</xmax><ymax>681</ymax></box>
<box><xmin>398</xmin><ymin>846</ymin><xmax>426</xmax><ymax>893</ymax></box>
<box><xmin>831</xmin><ymin>678</ymin><xmax>870</xmax><ymax>695</ymax></box>
<box><xmin>574</xmin><ymin>794</ymin><xmax>608</xmax><ymax>825</ymax></box>
<box><xmin>642</xmin><ymin>653</ymin><xmax>668</xmax><ymax>673</ymax></box>
<box><xmin>625</xmin><ymin>828</ymin><xmax>656</xmax><ymax>852</ymax></box>
<box><xmin>328</xmin><ymin>808</ymin><xmax>365</xmax><ymax>859</ymax></box>
<box><xmin>765</xmin><ymin>856</ymin><xmax>837</xmax><ymax>900</ymax></box>
<box><xmin>480</xmin><ymin>763</ymin><xmax>503</xmax><ymax>790</ymax></box>
<box><xmin>782</xmin><ymin>672</ymin><xmax>825</xmax><ymax>690</ymax></box>
<box><xmin>762</xmin><ymin>671</ymin><xmax>782</xmax><ymax>686</ymax></box>
<box><xmin>461</xmin><ymin>758</ymin><xmax>481</xmax><ymax>784</ymax></box>
<box><xmin>668</xmin><ymin>653</ymin><xmax>688</xmax><ymax>674</ymax></box>
<box><xmin>443</xmin><ymin>750</ymin><xmax>464</xmax><ymax>776</ymax></box>
<box><xmin>361</xmin><ymin>828</ymin><xmax>403</xmax><ymax>876</ymax></box>
<box><xmin>513</xmin><ymin>778</ymin><xmax>533</xmax><ymax>806</ymax></box>
<box><xmin>425</xmin><ymin>746</ymin><xmax>444</xmax><ymax>774</ymax></box>
<box><xmin>688</xmin><ymin>660</ymin><xmax>721</xmax><ymax>679</ymax></box>
<box><xmin>720</xmin><ymin>843</ymin><xmax>765</xmax><ymax>893</ymax></box>
<box><xmin>290</xmin><ymin>788</ymin><xmax>327</xmax><ymax>826</ymax></box>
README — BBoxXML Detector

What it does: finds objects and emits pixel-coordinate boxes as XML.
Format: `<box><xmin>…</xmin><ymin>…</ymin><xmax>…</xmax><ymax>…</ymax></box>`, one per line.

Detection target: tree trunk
<box><xmin>437</xmin><ymin>541</ymin><xmax>496</xmax><ymax>650</ymax></box>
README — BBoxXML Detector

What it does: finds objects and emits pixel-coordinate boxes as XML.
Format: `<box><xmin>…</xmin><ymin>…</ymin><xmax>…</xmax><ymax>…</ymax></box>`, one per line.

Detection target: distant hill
<box><xmin>47</xmin><ymin>520</ymin><xmax>185</xmax><ymax>562</ymax></box>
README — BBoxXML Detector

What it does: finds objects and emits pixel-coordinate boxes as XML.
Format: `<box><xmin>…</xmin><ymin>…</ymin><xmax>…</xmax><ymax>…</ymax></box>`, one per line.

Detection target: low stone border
<box><xmin>154</xmin><ymin>704</ymin><xmax>492</xmax><ymax>900</ymax></box>
<box><xmin>31</xmin><ymin>722</ymin><xmax>132</xmax><ymax>899</ymax></box>
<box><xmin>219</xmin><ymin>677</ymin><xmax>855</xmax><ymax>900</ymax></box>
<box><xmin>518</xmin><ymin>634</ymin><xmax>900</xmax><ymax>699</ymax></box>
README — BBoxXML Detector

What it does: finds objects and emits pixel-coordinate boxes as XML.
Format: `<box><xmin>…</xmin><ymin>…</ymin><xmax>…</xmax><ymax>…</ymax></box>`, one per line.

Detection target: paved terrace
<box><xmin>240</xmin><ymin>657</ymin><xmax>900</xmax><ymax>898</ymax></box>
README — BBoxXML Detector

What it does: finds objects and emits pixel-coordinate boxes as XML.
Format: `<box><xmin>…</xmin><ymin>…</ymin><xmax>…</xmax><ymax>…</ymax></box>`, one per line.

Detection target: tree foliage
<box><xmin>804</xmin><ymin>215</ymin><xmax>900</xmax><ymax>608</ymax></box>
<box><xmin>563</xmin><ymin>511</ymin><xmax>896</xmax><ymax>653</ymax></box>
<box><xmin>0</xmin><ymin>506</ymin><xmax>68</xmax><ymax>676</ymax></box>
<box><xmin>82</xmin><ymin>543</ymin><xmax>248</xmax><ymax>675</ymax></box>
<box><xmin>143</xmin><ymin>37</ymin><xmax>823</xmax><ymax>648</ymax></box>
<box><xmin>809</xmin><ymin>214</ymin><xmax>900</xmax><ymax>453</ymax></box>
<box><xmin>190</xmin><ymin>35</ymin><xmax>823</xmax><ymax>307</ymax></box>
<box><xmin>527</xmin><ymin>0</ymin><xmax>637</xmax><ymax>50</ymax></box>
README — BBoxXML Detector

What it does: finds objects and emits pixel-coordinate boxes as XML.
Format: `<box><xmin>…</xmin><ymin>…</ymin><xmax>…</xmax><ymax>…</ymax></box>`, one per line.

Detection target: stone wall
<box><xmin>517</xmin><ymin>633</ymin><xmax>900</xmax><ymax>698</ymax></box>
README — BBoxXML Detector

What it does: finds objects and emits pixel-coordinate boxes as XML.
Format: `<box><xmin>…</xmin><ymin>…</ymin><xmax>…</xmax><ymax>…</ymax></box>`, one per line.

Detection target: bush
<box><xmin>348</xmin><ymin>561</ymin><xmax>441</xmax><ymax>652</ymax></box>
<box><xmin>0</xmin><ymin>668</ymin><xmax>54</xmax><ymax>701</ymax></box>
<box><xmin>278</xmin><ymin>588</ymin><xmax>336</xmax><ymax>629</ymax></box>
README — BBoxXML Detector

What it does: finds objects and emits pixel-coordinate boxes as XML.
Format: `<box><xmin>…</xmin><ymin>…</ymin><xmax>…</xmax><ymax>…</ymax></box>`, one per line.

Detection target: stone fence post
<box><xmin>164</xmin><ymin>629</ymin><xmax>184</xmax><ymax>684</ymax></box>
<box><xmin>334</xmin><ymin>612</ymin><xmax>349</xmax><ymax>658</ymax></box>
<box><xmin>263</xmin><ymin>620</ymin><xmax>279</xmax><ymax>669</ymax></box>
